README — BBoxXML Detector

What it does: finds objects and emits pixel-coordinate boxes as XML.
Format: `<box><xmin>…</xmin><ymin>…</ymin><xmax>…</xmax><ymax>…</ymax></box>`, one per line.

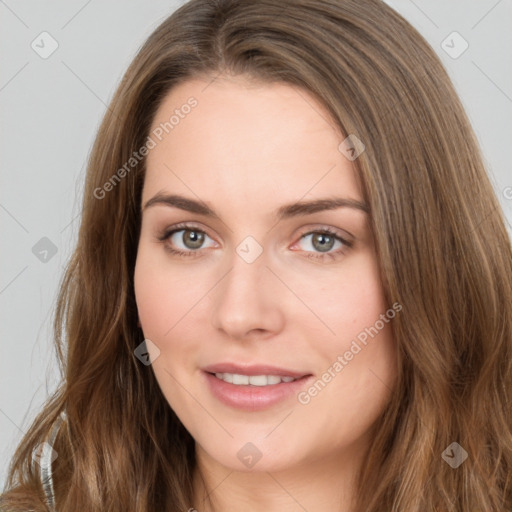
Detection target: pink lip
<box><xmin>202</xmin><ymin>362</ymin><xmax>309</xmax><ymax>378</ymax></box>
<box><xmin>201</xmin><ymin>363</ymin><xmax>314</xmax><ymax>411</ymax></box>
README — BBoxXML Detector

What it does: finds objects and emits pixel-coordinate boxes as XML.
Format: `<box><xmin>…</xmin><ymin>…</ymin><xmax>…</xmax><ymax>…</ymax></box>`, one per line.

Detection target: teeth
<box><xmin>232</xmin><ymin>373</ymin><xmax>249</xmax><ymax>385</ymax></box>
<box><xmin>214</xmin><ymin>373</ymin><xmax>298</xmax><ymax>386</ymax></box>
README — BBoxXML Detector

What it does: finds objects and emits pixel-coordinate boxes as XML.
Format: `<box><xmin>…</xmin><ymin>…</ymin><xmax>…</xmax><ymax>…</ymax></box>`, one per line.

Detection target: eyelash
<box><xmin>157</xmin><ymin>222</ymin><xmax>353</xmax><ymax>262</ymax></box>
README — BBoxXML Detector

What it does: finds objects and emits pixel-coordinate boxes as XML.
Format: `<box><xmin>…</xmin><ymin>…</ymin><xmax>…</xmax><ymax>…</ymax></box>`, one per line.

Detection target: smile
<box><xmin>212</xmin><ymin>372</ymin><xmax>298</xmax><ymax>386</ymax></box>
<box><xmin>203</xmin><ymin>370</ymin><xmax>313</xmax><ymax>411</ymax></box>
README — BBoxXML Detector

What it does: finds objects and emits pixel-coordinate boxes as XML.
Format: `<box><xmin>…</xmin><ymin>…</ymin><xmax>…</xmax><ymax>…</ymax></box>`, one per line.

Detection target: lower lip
<box><xmin>203</xmin><ymin>371</ymin><xmax>313</xmax><ymax>411</ymax></box>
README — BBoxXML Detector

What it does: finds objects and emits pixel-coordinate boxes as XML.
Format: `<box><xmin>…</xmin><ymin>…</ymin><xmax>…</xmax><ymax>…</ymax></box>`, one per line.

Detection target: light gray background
<box><xmin>1</xmin><ymin>0</ymin><xmax>511</xmax><ymax>487</ymax></box>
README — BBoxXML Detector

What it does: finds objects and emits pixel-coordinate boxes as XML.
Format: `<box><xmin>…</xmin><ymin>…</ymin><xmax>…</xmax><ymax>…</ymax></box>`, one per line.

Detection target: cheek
<box><xmin>134</xmin><ymin>255</ymin><xmax>169</xmax><ymax>337</ymax></box>
<box><xmin>310</xmin><ymin>249</ymin><xmax>389</xmax><ymax>354</ymax></box>
<box><xmin>304</xmin><ymin>249</ymin><xmax>398</xmax><ymax>411</ymax></box>
<box><xmin>133</xmin><ymin>250</ymin><xmax>199</xmax><ymax>401</ymax></box>
<box><xmin>295</xmin><ymin>254</ymin><xmax>397</xmax><ymax>449</ymax></box>
<box><xmin>133</xmin><ymin>246</ymin><xmax>201</xmax><ymax>338</ymax></box>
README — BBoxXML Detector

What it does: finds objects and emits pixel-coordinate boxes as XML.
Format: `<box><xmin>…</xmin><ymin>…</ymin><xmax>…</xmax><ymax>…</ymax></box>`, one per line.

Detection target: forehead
<box><xmin>143</xmin><ymin>76</ymin><xmax>362</xmax><ymax>209</ymax></box>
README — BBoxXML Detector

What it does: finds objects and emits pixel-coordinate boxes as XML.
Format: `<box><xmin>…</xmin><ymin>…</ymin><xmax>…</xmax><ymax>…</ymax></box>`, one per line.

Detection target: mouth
<box><xmin>201</xmin><ymin>364</ymin><xmax>314</xmax><ymax>411</ymax></box>
<box><xmin>202</xmin><ymin>362</ymin><xmax>310</xmax><ymax>379</ymax></box>
<box><xmin>207</xmin><ymin>372</ymin><xmax>303</xmax><ymax>386</ymax></box>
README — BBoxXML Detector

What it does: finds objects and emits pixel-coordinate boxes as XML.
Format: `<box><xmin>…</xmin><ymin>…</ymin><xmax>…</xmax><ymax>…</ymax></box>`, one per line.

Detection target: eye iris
<box><xmin>312</xmin><ymin>233</ymin><xmax>335</xmax><ymax>252</ymax></box>
<box><xmin>183</xmin><ymin>230</ymin><xmax>204</xmax><ymax>249</ymax></box>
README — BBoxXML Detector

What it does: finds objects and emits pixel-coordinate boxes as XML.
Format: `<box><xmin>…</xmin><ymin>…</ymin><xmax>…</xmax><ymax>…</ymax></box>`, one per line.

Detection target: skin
<box><xmin>134</xmin><ymin>74</ymin><xmax>398</xmax><ymax>512</ymax></box>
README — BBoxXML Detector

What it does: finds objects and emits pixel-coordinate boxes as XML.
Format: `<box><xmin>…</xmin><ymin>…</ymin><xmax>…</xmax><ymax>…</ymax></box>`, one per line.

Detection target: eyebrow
<box><xmin>142</xmin><ymin>192</ymin><xmax>369</xmax><ymax>220</ymax></box>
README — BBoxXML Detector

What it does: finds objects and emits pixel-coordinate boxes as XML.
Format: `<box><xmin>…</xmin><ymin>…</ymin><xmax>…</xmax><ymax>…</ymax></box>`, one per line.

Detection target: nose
<box><xmin>209</xmin><ymin>248</ymin><xmax>285</xmax><ymax>340</ymax></box>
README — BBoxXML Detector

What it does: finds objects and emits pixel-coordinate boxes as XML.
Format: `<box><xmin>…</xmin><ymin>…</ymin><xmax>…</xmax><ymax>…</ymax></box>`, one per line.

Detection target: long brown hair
<box><xmin>2</xmin><ymin>0</ymin><xmax>511</xmax><ymax>510</ymax></box>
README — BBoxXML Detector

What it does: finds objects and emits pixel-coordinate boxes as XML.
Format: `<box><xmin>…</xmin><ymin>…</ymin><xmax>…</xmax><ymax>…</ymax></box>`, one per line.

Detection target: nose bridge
<box><xmin>210</xmin><ymin>242</ymin><xmax>283</xmax><ymax>338</ymax></box>
<box><xmin>225</xmin><ymin>253</ymin><xmax>261</xmax><ymax>301</ymax></box>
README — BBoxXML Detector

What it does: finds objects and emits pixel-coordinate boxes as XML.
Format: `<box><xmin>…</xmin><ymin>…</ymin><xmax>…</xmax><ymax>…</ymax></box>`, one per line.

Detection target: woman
<box><xmin>2</xmin><ymin>0</ymin><xmax>511</xmax><ymax>510</ymax></box>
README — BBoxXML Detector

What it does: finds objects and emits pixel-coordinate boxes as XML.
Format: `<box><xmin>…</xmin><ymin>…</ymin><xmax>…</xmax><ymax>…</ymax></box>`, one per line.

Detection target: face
<box><xmin>134</xmin><ymin>75</ymin><xmax>398</xmax><ymax>473</ymax></box>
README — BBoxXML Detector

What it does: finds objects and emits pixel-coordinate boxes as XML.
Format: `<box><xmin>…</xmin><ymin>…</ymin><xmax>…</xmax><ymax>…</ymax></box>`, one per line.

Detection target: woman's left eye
<box><xmin>158</xmin><ymin>224</ymin><xmax>352</xmax><ymax>261</ymax></box>
<box><xmin>292</xmin><ymin>229</ymin><xmax>352</xmax><ymax>261</ymax></box>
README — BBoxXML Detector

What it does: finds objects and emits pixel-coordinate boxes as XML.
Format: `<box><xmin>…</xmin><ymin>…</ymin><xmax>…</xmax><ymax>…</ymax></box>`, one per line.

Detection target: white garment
<box><xmin>33</xmin><ymin>411</ymin><xmax>67</xmax><ymax>512</ymax></box>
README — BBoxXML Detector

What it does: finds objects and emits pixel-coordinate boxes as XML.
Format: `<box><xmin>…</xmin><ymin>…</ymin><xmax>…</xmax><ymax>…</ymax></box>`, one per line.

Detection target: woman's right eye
<box><xmin>158</xmin><ymin>225</ymin><xmax>216</xmax><ymax>257</ymax></box>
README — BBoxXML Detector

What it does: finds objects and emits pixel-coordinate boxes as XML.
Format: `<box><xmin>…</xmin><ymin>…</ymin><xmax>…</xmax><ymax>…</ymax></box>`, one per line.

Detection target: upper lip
<box><xmin>202</xmin><ymin>362</ymin><xmax>311</xmax><ymax>378</ymax></box>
